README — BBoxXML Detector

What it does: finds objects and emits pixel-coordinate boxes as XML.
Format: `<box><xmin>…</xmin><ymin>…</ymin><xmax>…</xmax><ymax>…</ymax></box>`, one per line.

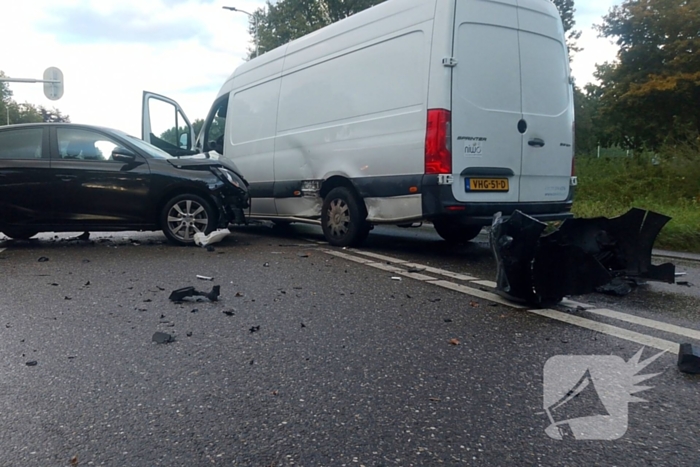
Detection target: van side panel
<box><xmin>272</xmin><ymin>0</ymin><xmax>436</xmax><ymax>220</ymax></box>
<box><xmin>224</xmin><ymin>52</ymin><xmax>286</xmax><ymax>215</ymax></box>
<box><xmin>517</xmin><ymin>0</ymin><xmax>574</xmax><ymax>202</ymax></box>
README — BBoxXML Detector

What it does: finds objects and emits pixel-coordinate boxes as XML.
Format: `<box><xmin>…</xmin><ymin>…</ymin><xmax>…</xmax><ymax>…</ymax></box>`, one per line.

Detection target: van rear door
<box><xmin>517</xmin><ymin>0</ymin><xmax>573</xmax><ymax>202</ymax></box>
<box><xmin>450</xmin><ymin>0</ymin><xmax>573</xmax><ymax>205</ymax></box>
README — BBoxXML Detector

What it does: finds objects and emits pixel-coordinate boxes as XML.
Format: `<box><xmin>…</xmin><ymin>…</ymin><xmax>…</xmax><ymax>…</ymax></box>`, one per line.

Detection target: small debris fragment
<box><xmin>222</xmin><ymin>310</ymin><xmax>235</xmax><ymax>316</ymax></box>
<box><xmin>196</xmin><ymin>275</ymin><xmax>213</xmax><ymax>281</ymax></box>
<box><xmin>70</xmin><ymin>455</ymin><xmax>78</xmax><ymax>466</ymax></box>
<box><xmin>444</xmin><ymin>319</ymin><xmax>453</xmax><ymax>323</ymax></box>
<box><xmin>190</xmin><ymin>308</ymin><xmax>198</xmax><ymax>313</ymax></box>
<box><xmin>194</xmin><ymin>228</ymin><xmax>230</xmax><ymax>247</ymax></box>
<box><xmin>449</xmin><ymin>338</ymin><xmax>460</xmax><ymax>346</ymax></box>
<box><xmin>186</xmin><ymin>332</ymin><xmax>193</xmax><ymax>337</ymax></box>
<box><xmin>143</xmin><ymin>299</ymin><xmax>152</xmax><ymax>303</ymax></box>
<box><xmin>25</xmin><ymin>360</ymin><xmax>38</xmax><ymax>366</ymax></box>
<box><xmin>249</xmin><ymin>325</ymin><xmax>260</xmax><ymax>333</ymax></box>
<box><xmin>596</xmin><ymin>277</ymin><xmax>635</xmax><ymax>296</ymax></box>
<box><xmin>428</xmin><ymin>298</ymin><xmax>441</xmax><ymax>303</ymax></box>
<box><xmin>235</xmin><ymin>292</ymin><xmax>244</xmax><ymax>297</ymax></box>
<box><xmin>391</xmin><ymin>276</ymin><xmax>402</xmax><ymax>281</ymax></box>
<box><xmin>38</xmin><ymin>257</ymin><xmax>49</xmax><ymax>262</ymax></box>
<box><xmin>488</xmin><ymin>303</ymin><xmax>498</xmax><ymax>307</ymax></box>
<box><xmin>84</xmin><ymin>281</ymin><xmax>91</xmax><ymax>286</ymax></box>
<box><xmin>64</xmin><ymin>296</ymin><xmax>72</xmax><ymax>300</ymax></box>
<box><xmin>678</xmin><ymin>343</ymin><xmax>700</xmax><ymax>374</ymax></box>
<box><xmin>168</xmin><ymin>285</ymin><xmax>220</xmax><ymax>302</ymax></box>
<box><xmin>301</xmin><ymin>322</ymin><xmax>306</xmax><ymax>328</ymax></box>
<box><xmin>263</xmin><ymin>262</ymin><xmax>270</xmax><ymax>267</ymax></box>
<box><xmin>407</xmin><ymin>266</ymin><xmax>426</xmax><ymax>273</ymax></box>
<box><xmin>152</xmin><ymin>332</ymin><xmax>175</xmax><ymax>344</ymax></box>
<box><xmin>81</xmin><ymin>259</ymin><xmax>90</xmax><ymax>264</ymax></box>
<box><xmin>205</xmin><ymin>245</ymin><xmax>216</xmax><ymax>252</ymax></box>
<box><xmin>297</xmin><ymin>253</ymin><xmax>309</xmax><ymax>258</ymax></box>
<box><xmin>250</xmin><ymin>359</ymin><xmax>254</xmax><ymax>365</ymax></box>
<box><xmin>272</xmin><ymin>390</ymin><xmax>279</xmax><ymax>396</ymax></box>
<box><xmin>77</xmin><ymin>232</ymin><xmax>90</xmax><ymax>241</ymax></box>
<box><xmin>429</xmin><ymin>397</ymin><xmax>442</xmax><ymax>402</ymax></box>
<box><xmin>677</xmin><ymin>281</ymin><xmax>693</xmax><ymax>287</ymax></box>
<box><xmin>469</xmin><ymin>301</ymin><xmax>479</xmax><ymax>308</ymax></box>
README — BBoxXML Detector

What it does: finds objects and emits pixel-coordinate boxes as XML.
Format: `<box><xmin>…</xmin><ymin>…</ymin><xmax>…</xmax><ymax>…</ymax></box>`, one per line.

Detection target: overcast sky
<box><xmin>1</xmin><ymin>0</ymin><xmax>620</xmax><ymax>137</ymax></box>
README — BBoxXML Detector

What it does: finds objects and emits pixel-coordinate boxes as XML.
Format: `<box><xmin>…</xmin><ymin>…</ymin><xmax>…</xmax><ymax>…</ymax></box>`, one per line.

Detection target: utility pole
<box><xmin>223</xmin><ymin>6</ymin><xmax>259</xmax><ymax>58</ymax></box>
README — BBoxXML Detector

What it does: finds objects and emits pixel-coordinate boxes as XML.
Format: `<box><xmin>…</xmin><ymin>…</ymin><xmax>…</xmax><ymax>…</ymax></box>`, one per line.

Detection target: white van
<box><xmin>142</xmin><ymin>0</ymin><xmax>577</xmax><ymax>246</ymax></box>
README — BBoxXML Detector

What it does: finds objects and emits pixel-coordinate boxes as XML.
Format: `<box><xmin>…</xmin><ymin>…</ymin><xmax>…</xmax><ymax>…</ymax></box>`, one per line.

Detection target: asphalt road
<box><xmin>0</xmin><ymin>225</ymin><xmax>699</xmax><ymax>466</ymax></box>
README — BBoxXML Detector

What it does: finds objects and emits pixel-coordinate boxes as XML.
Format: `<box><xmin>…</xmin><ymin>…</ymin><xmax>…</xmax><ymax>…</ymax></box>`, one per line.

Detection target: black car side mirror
<box><xmin>112</xmin><ymin>147</ymin><xmax>137</xmax><ymax>162</ymax></box>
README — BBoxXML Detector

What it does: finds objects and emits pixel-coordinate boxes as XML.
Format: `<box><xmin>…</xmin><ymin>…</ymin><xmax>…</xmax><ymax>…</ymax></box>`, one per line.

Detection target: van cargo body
<box><xmin>142</xmin><ymin>0</ymin><xmax>576</xmax><ymax>246</ymax></box>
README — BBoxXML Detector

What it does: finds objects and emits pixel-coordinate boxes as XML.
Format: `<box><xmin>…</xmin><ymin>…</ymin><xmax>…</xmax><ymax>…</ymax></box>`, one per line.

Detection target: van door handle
<box><xmin>528</xmin><ymin>138</ymin><xmax>545</xmax><ymax>148</ymax></box>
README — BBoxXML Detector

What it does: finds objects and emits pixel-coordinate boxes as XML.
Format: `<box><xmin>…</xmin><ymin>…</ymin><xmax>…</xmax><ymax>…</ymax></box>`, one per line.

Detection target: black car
<box><xmin>0</xmin><ymin>123</ymin><xmax>249</xmax><ymax>245</ymax></box>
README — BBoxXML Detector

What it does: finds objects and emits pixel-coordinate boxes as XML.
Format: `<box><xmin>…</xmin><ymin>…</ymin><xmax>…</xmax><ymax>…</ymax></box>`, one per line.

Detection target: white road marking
<box><xmin>346</xmin><ymin>250</ymin><xmax>409</xmax><ymax>264</ymax></box>
<box><xmin>324</xmin><ymin>250</ymin><xmax>437</xmax><ymax>281</ymax></box>
<box><xmin>471</xmin><ymin>279</ymin><xmax>498</xmax><ymax>288</ymax></box>
<box><xmin>585</xmin><ymin>308</ymin><xmax>700</xmax><ymax>341</ymax></box>
<box><xmin>402</xmin><ymin>263</ymin><xmax>477</xmax><ymax>281</ymax></box>
<box><xmin>529</xmin><ymin>308</ymin><xmax>679</xmax><ymax>353</ymax></box>
<box><xmin>0</xmin><ymin>248</ymin><xmax>5</xmax><ymax>254</ymax></box>
<box><xmin>324</xmin><ymin>250</ymin><xmax>375</xmax><ymax>264</ymax></box>
<box><xmin>430</xmin><ymin>280</ymin><xmax>529</xmax><ymax>309</ymax></box>
<box><xmin>560</xmin><ymin>298</ymin><xmax>596</xmax><ymax>310</ymax></box>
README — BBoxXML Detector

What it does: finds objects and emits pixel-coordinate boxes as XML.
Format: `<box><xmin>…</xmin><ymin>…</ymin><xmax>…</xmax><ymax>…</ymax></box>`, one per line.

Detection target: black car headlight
<box><xmin>214</xmin><ymin>167</ymin><xmax>244</xmax><ymax>189</ymax></box>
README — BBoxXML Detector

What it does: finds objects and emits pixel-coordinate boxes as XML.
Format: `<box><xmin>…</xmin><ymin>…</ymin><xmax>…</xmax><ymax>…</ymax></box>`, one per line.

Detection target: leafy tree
<box><xmin>552</xmin><ymin>0</ymin><xmax>582</xmax><ymax>56</ymax></box>
<box><xmin>248</xmin><ymin>0</ymin><xmax>385</xmax><ymax>58</ymax></box>
<box><xmin>593</xmin><ymin>0</ymin><xmax>700</xmax><ymax>149</ymax></box>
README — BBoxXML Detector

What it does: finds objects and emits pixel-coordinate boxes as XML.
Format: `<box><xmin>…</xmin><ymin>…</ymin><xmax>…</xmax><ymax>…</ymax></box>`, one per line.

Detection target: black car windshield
<box><xmin>123</xmin><ymin>134</ymin><xmax>173</xmax><ymax>160</ymax></box>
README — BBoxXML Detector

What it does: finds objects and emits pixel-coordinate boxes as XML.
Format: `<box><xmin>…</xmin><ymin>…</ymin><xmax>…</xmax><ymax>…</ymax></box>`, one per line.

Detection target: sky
<box><xmin>1</xmin><ymin>0</ymin><xmax>620</xmax><ymax>137</ymax></box>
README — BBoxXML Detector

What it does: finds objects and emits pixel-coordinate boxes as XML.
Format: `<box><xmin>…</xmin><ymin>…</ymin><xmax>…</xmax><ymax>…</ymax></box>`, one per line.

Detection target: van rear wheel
<box><xmin>433</xmin><ymin>221</ymin><xmax>482</xmax><ymax>244</ymax></box>
<box><xmin>322</xmin><ymin>187</ymin><xmax>370</xmax><ymax>247</ymax></box>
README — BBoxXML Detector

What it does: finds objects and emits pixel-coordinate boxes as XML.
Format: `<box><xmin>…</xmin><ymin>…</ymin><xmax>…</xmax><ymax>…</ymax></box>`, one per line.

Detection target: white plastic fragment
<box><xmin>196</xmin><ymin>275</ymin><xmax>213</xmax><ymax>281</ymax></box>
<box><xmin>194</xmin><ymin>228</ymin><xmax>231</xmax><ymax>247</ymax></box>
<box><xmin>391</xmin><ymin>276</ymin><xmax>402</xmax><ymax>281</ymax></box>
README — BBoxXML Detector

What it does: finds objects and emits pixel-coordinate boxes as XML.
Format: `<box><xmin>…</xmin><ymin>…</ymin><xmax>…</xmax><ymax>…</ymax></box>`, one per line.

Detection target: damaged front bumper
<box><xmin>490</xmin><ymin>208</ymin><xmax>676</xmax><ymax>307</ymax></box>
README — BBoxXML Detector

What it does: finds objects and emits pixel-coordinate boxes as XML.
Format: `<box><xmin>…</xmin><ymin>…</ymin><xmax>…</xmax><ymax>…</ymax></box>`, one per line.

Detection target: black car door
<box><xmin>0</xmin><ymin>126</ymin><xmax>53</xmax><ymax>228</ymax></box>
<box><xmin>50</xmin><ymin>127</ymin><xmax>152</xmax><ymax>227</ymax></box>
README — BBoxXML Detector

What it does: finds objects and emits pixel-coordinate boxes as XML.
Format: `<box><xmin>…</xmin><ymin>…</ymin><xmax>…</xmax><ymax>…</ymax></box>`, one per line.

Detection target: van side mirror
<box><xmin>112</xmin><ymin>147</ymin><xmax>137</xmax><ymax>162</ymax></box>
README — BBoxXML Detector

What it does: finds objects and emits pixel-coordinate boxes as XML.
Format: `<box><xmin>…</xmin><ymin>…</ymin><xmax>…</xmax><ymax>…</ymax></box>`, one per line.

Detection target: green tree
<box><xmin>593</xmin><ymin>0</ymin><xmax>700</xmax><ymax>149</ymax></box>
<box><xmin>248</xmin><ymin>0</ymin><xmax>385</xmax><ymax>58</ymax></box>
<box><xmin>552</xmin><ymin>0</ymin><xmax>582</xmax><ymax>56</ymax></box>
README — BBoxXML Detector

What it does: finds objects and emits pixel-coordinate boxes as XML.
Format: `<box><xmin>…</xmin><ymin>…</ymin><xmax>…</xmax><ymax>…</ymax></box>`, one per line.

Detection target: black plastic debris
<box><xmin>222</xmin><ymin>310</ymin><xmax>235</xmax><ymax>316</ymax></box>
<box><xmin>205</xmin><ymin>245</ymin><xmax>215</xmax><ymax>252</ymax></box>
<box><xmin>490</xmin><ymin>208</ymin><xmax>676</xmax><ymax>307</ymax></box>
<box><xmin>152</xmin><ymin>332</ymin><xmax>175</xmax><ymax>344</ymax></box>
<box><xmin>38</xmin><ymin>257</ymin><xmax>49</xmax><ymax>262</ymax></box>
<box><xmin>678</xmin><ymin>343</ymin><xmax>700</xmax><ymax>374</ymax></box>
<box><xmin>25</xmin><ymin>360</ymin><xmax>38</xmax><ymax>366</ymax></box>
<box><xmin>168</xmin><ymin>285</ymin><xmax>220</xmax><ymax>302</ymax></box>
<box><xmin>77</xmin><ymin>232</ymin><xmax>90</xmax><ymax>241</ymax></box>
<box><xmin>249</xmin><ymin>325</ymin><xmax>260</xmax><ymax>333</ymax></box>
<box><xmin>263</xmin><ymin>262</ymin><xmax>270</xmax><ymax>267</ymax></box>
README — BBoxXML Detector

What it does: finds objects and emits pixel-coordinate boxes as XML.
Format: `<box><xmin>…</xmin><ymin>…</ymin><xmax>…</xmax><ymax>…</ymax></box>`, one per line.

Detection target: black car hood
<box><xmin>167</xmin><ymin>156</ymin><xmax>245</xmax><ymax>180</ymax></box>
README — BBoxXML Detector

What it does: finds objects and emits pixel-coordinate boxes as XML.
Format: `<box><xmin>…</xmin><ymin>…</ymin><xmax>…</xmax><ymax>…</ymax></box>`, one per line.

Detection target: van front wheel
<box><xmin>322</xmin><ymin>187</ymin><xmax>370</xmax><ymax>247</ymax></box>
<box><xmin>433</xmin><ymin>221</ymin><xmax>482</xmax><ymax>244</ymax></box>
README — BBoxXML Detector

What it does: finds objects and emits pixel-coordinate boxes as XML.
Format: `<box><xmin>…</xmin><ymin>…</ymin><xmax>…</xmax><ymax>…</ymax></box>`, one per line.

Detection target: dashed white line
<box><xmin>584</xmin><ymin>308</ymin><xmax>700</xmax><ymax>342</ymax></box>
<box><xmin>402</xmin><ymin>263</ymin><xmax>477</xmax><ymax>281</ymax></box>
<box><xmin>471</xmin><ymin>279</ymin><xmax>498</xmax><ymax>288</ymax></box>
<box><xmin>429</xmin><ymin>280</ymin><xmax>529</xmax><ymax>309</ymax></box>
<box><xmin>529</xmin><ymin>308</ymin><xmax>679</xmax><ymax>353</ymax></box>
<box><xmin>346</xmin><ymin>250</ymin><xmax>409</xmax><ymax>264</ymax></box>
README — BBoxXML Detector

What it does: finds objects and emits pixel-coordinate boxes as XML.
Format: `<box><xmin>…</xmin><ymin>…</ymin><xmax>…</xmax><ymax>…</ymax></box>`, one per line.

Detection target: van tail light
<box><xmin>425</xmin><ymin>109</ymin><xmax>452</xmax><ymax>174</ymax></box>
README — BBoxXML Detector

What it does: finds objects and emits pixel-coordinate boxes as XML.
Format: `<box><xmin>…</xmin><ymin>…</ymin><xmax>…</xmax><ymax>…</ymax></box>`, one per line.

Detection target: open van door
<box><xmin>142</xmin><ymin>91</ymin><xmax>197</xmax><ymax>157</ymax></box>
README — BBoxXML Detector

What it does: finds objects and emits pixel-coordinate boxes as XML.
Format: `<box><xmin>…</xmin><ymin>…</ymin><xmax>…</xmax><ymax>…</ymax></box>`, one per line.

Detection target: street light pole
<box><xmin>223</xmin><ymin>6</ymin><xmax>259</xmax><ymax>58</ymax></box>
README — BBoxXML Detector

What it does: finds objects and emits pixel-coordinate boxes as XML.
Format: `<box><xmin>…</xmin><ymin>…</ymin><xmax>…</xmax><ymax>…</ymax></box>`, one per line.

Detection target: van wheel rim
<box><xmin>167</xmin><ymin>200</ymin><xmax>208</xmax><ymax>241</ymax></box>
<box><xmin>327</xmin><ymin>198</ymin><xmax>350</xmax><ymax>238</ymax></box>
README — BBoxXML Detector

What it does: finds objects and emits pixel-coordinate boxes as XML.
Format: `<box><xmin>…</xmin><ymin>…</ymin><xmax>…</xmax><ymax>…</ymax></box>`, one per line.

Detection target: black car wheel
<box><xmin>433</xmin><ymin>221</ymin><xmax>482</xmax><ymax>244</ymax></box>
<box><xmin>321</xmin><ymin>187</ymin><xmax>370</xmax><ymax>247</ymax></box>
<box><xmin>161</xmin><ymin>194</ymin><xmax>217</xmax><ymax>245</ymax></box>
<box><xmin>2</xmin><ymin>229</ymin><xmax>39</xmax><ymax>240</ymax></box>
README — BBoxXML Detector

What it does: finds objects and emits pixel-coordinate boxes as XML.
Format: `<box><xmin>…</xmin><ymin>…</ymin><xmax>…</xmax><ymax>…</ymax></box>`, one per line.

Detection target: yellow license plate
<box><xmin>465</xmin><ymin>178</ymin><xmax>509</xmax><ymax>192</ymax></box>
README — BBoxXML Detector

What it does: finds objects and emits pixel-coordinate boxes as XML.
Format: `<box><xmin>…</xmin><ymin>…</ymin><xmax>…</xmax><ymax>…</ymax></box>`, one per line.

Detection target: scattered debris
<box><xmin>222</xmin><ymin>310</ymin><xmax>235</xmax><ymax>316</ymax></box>
<box><xmin>677</xmin><ymin>281</ymin><xmax>693</xmax><ymax>287</ymax></box>
<box><xmin>678</xmin><ymin>343</ymin><xmax>700</xmax><ymax>374</ymax></box>
<box><xmin>186</xmin><ymin>332</ymin><xmax>193</xmax><ymax>337</ymax></box>
<box><xmin>407</xmin><ymin>266</ymin><xmax>426</xmax><ymax>273</ymax></box>
<box><xmin>64</xmin><ymin>296</ymin><xmax>72</xmax><ymax>300</ymax></box>
<box><xmin>168</xmin><ymin>285</ymin><xmax>220</xmax><ymax>302</ymax></box>
<box><xmin>391</xmin><ymin>276</ymin><xmax>402</xmax><ymax>281</ymax></box>
<box><xmin>25</xmin><ymin>361</ymin><xmax>38</xmax><ymax>366</ymax></box>
<box><xmin>249</xmin><ymin>325</ymin><xmax>260</xmax><ymax>333</ymax></box>
<box><xmin>490</xmin><ymin>208</ymin><xmax>676</xmax><ymax>307</ymax></box>
<box><xmin>469</xmin><ymin>301</ymin><xmax>479</xmax><ymax>308</ymax></box>
<box><xmin>596</xmin><ymin>277</ymin><xmax>635</xmax><ymax>296</ymax></box>
<box><xmin>82</xmin><ymin>259</ymin><xmax>90</xmax><ymax>264</ymax></box>
<box><xmin>38</xmin><ymin>257</ymin><xmax>49</xmax><ymax>262</ymax></box>
<box><xmin>263</xmin><ymin>262</ymin><xmax>270</xmax><ymax>267</ymax></box>
<box><xmin>190</xmin><ymin>308</ymin><xmax>198</xmax><ymax>313</ymax></box>
<box><xmin>235</xmin><ymin>292</ymin><xmax>244</xmax><ymax>297</ymax></box>
<box><xmin>196</xmin><ymin>275</ymin><xmax>214</xmax><ymax>281</ymax></box>
<box><xmin>301</xmin><ymin>322</ymin><xmax>306</xmax><ymax>328</ymax></box>
<box><xmin>297</xmin><ymin>252</ymin><xmax>309</xmax><ymax>258</ymax></box>
<box><xmin>152</xmin><ymin>332</ymin><xmax>175</xmax><ymax>344</ymax></box>
<box><xmin>205</xmin><ymin>245</ymin><xmax>216</xmax><ymax>252</ymax></box>
<box><xmin>449</xmin><ymin>338</ymin><xmax>460</xmax><ymax>346</ymax></box>
<box><xmin>84</xmin><ymin>281</ymin><xmax>91</xmax><ymax>286</ymax></box>
<box><xmin>70</xmin><ymin>455</ymin><xmax>79</xmax><ymax>466</ymax></box>
<box><xmin>250</xmin><ymin>359</ymin><xmax>255</xmax><ymax>365</ymax></box>
<box><xmin>143</xmin><ymin>299</ymin><xmax>152</xmax><ymax>303</ymax></box>
<box><xmin>194</xmin><ymin>228</ymin><xmax>230</xmax><ymax>247</ymax></box>
<box><xmin>444</xmin><ymin>319</ymin><xmax>453</xmax><ymax>323</ymax></box>
<box><xmin>428</xmin><ymin>298</ymin><xmax>441</xmax><ymax>303</ymax></box>
<box><xmin>429</xmin><ymin>397</ymin><xmax>442</xmax><ymax>402</ymax></box>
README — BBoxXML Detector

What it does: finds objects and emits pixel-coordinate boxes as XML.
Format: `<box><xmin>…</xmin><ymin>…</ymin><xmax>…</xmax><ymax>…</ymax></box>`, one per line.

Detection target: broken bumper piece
<box><xmin>490</xmin><ymin>208</ymin><xmax>675</xmax><ymax>307</ymax></box>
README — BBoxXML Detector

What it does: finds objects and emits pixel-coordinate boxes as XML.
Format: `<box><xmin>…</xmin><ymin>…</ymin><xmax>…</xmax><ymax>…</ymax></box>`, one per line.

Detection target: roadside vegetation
<box><xmin>574</xmin><ymin>141</ymin><xmax>700</xmax><ymax>252</ymax></box>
